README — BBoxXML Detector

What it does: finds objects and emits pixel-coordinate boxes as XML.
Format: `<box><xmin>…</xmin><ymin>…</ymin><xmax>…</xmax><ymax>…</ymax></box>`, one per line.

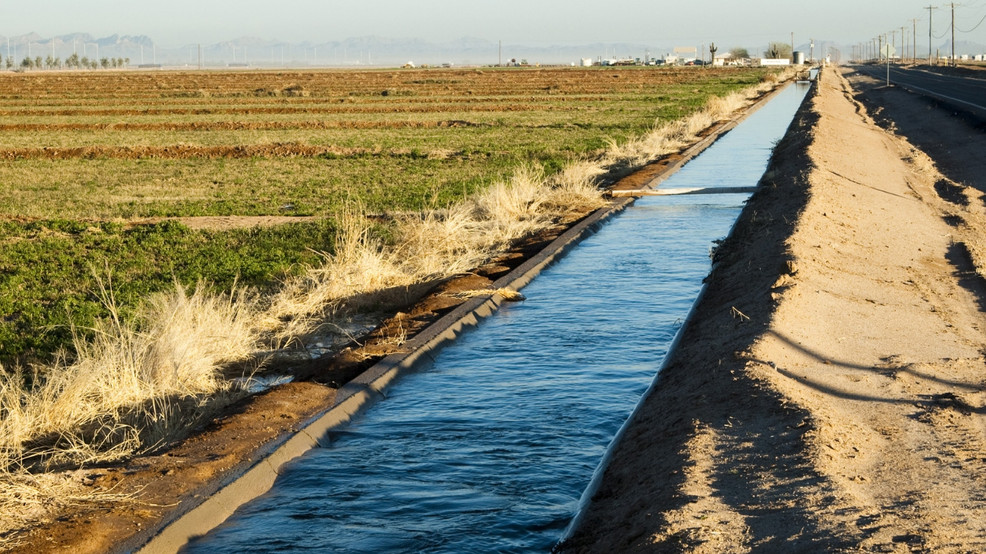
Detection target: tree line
<box><xmin>5</xmin><ymin>54</ymin><xmax>130</xmax><ymax>71</ymax></box>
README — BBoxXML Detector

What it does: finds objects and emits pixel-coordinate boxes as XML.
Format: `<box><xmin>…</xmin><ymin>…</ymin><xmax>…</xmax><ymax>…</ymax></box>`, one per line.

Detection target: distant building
<box><xmin>672</xmin><ymin>46</ymin><xmax>698</xmax><ymax>64</ymax></box>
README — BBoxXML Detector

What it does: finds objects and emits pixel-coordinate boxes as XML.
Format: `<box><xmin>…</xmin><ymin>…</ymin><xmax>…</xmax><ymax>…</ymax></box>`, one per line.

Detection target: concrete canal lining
<box><xmin>134</xmin><ymin>79</ymin><xmax>796</xmax><ymax>553</ymax></box>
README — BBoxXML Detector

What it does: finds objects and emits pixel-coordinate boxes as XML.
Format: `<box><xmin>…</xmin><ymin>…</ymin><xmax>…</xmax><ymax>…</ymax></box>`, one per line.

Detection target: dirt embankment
<box><xmin>560</xmin><ymin>66</ymin><xmax>986</xmax><ymax>552</ymax></box>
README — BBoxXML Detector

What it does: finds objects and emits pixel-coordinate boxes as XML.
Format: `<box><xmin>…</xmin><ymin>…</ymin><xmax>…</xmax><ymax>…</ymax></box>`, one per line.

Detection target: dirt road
<box><xmin>560</xmin><ymin>66</ymin><xmax>986</xmax><ymax>552</ymax></box>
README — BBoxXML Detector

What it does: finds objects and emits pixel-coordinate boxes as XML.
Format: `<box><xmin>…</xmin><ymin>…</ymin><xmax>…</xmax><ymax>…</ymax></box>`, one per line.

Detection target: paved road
<box><xmin>852</xmin><ymin>64</ymin><xmax>986</xmax><ymax>118</ymax></box>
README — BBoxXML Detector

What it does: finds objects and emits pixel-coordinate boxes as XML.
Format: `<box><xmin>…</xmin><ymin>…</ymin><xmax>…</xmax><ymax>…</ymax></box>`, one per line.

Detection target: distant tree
<box><xmin>54</xmin><ymin>57</ymin><xmax>61</xmax><ymax>69</ymax></box>
<box><xmin>765</xmin><ymin>42</ymin><xmax>792</xmax><ymax>60</ymax></box>
<box><xmin>80</xmin><ymin>56</ymin><xmax>90</xmax><ymax>68</ymax></box>
<box><xmin>66</xmin><ymin>53</ymin><xmax>79</xmax><ymax>69</ymax></box>
<box><xmin>21</xmin><ymin>57</ymin><xmax>32</xmax><ymax>70</ymax></box>
<box><xmin>45</xmin><ymin>55</ymin><xmax>53</xmax><ymax>69</ymax></box>
<box><xmin>124</xmin><ymin>57</ymin><xmax>130</xmax><ymax>67</ymax></box>
<box><xmin>34</xmin><ymin>56</ymin><xmax>42</xmax><ymax>70</ymax></box>
<box><xmin>730</xmin><ymin>47</ymin><xmax>750</xmax><ymax>59</ymax></box>
<box><xmin>100</xmin><ymin>57</ymin><xmax>109</xmax><ymax>69</ymax></box>
<box><xmin>4</xmin><ymin>56</ymin><xmax>11</xmax><ymax>70</ymax></box>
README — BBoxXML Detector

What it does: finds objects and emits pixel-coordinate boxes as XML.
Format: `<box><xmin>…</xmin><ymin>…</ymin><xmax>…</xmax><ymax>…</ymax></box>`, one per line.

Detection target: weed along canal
<box><xmin>182</xmin><ymin>82</ymin><xmax>812</xmax><ymax>553</ymax></box>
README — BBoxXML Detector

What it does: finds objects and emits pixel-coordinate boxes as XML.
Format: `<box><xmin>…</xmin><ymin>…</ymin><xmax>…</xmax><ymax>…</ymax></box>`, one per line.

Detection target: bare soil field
<box><xmin>561</xmin><ymin>66</ymin><xmax>986</xmax><ymax>552</ymax></box>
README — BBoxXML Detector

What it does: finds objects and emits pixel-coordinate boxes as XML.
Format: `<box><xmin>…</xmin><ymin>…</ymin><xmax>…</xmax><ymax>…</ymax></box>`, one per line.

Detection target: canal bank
<box><xmin>171</xmin><ymin>83</ymin><xmax>812</xmax><ymax>551</ymax></box>
<box><xmin>560</xmin><ymin>66</ymin><xmax>986</xmax><ymax>553</ymax></box>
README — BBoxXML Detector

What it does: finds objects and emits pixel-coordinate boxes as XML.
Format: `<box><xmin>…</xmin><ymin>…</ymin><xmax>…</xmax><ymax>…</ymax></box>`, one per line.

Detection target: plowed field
<box><xmin>0</xmin><ymin>66</ymin><xmax>769</xmax><ymax>363</ymax></box>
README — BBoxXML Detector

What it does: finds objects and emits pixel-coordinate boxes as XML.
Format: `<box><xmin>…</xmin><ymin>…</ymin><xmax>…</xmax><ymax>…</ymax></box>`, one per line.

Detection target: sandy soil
<box><xmin>560</xmin><ymin>66</ymin><xmax>986</xmax><ymax>552</ymax></box>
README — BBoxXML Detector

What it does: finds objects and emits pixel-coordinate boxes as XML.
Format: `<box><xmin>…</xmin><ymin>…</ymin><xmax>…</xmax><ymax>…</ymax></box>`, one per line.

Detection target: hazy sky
<box><xmin>5</xmin><ymin>0</ymin><xmax>986</xmax><ymax>50</ymax></box>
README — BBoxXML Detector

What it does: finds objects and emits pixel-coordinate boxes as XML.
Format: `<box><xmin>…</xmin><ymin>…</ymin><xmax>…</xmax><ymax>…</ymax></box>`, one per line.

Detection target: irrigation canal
<box><xmin>182</xmin><ymin>81</ymin><xmax>813</xmax><ymax>553</ymax></box>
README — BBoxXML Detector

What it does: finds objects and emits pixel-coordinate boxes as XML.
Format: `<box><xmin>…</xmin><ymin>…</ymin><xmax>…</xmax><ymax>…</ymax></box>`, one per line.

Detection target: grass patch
<box><xmin>0</xmin><ymin>219</ymin><xmax>336</xmax><ymax>363</ymax></box>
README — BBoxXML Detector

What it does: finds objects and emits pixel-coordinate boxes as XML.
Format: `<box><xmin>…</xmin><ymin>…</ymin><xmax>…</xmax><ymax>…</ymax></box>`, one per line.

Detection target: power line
<box><xmin>956</xmin><ymin>10</ymin><xmax>986</xmax><ymax>32</ymax></box>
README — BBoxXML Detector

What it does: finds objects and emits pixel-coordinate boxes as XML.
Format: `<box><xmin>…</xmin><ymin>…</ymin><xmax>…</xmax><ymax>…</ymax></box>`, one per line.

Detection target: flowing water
<box><xmin>184</xmin><ymin>82</ymin><xmax>811</xmax><ymax>553</ymax></box>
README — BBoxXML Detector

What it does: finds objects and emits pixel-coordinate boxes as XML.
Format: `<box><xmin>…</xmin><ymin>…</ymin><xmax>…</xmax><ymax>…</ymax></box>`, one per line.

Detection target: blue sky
<box><xmin>4</xmin><ymin>0</ymin><xmax>986</xmax><ymax>50</ymax></box>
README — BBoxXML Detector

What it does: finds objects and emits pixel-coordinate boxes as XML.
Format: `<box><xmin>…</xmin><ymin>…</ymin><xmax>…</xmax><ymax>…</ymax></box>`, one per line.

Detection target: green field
<box><xmin>0</xmin><ymin>66</ymin><xmax>772</xmax><ymax>363</ymax></box>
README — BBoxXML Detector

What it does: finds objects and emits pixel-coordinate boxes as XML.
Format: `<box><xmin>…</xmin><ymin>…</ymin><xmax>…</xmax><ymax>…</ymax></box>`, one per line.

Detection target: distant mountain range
<box><xmin>1</xmin><ymin>33</ymin><xmax>984</xmax><ymax>68</ymax></box>
<box><xmin>0</xmin><ymin>32</ymin><xmax>674</xmax><ymax>67</ymax></box>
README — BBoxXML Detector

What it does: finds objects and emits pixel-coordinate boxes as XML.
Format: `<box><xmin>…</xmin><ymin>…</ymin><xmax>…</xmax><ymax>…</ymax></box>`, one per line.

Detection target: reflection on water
<box><xmin>183</xmin><ymin>84</ymin><xmax>810</xmax><ymax>553</ymax></box>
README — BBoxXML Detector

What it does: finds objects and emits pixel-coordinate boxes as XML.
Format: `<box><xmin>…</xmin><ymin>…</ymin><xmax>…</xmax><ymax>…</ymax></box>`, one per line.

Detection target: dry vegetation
<box><xmin>0</xmin><ymin>65</ymin><xmax>786</xmax><ymax>543</ymax></box>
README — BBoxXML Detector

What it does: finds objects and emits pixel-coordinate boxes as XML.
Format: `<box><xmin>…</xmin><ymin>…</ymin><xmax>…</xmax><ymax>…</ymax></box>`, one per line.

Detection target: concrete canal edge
<box><xmin>560</xmin><ymin>76</ymin><xmax>816</xmax><ymax>544</ymax></box>
<box><xmin>133</xmin><ymin>79</ymin><xmax>798</xmax><ymax>553</ymax></box>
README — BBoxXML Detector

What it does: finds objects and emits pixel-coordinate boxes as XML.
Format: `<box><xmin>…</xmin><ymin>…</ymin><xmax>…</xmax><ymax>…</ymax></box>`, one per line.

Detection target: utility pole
<box><xmin>885</xmin><ymin>33</ymin><xmax>890</xmax><ymax>85</ymax></box>
<box><xmin>952</xmin><ymin>2</ymin><xmax>958</xmax><ymax>67</ymax></box>
<box><xmin>891</xmin><ymin>30</ymin><xmax>897</xmax><ymax>63</ymax></box>
<box><xmin>912</xmin><ymin>18</ymin><xmax>919</xmax><ymax>63</ymax></box>
<box><xmin>901</xmin><ymin>26</ymin><xmax>906</xmax><ymax>63</ymax></box>
<box><xmin>927</xmin><ymin>5</ymin><xmax>937</xmax><ymax>65</ymax></box>
<box><xmin>790</xmin><ymin>31</ymin><xmax>794</xmax><ymax>62</ymax></box>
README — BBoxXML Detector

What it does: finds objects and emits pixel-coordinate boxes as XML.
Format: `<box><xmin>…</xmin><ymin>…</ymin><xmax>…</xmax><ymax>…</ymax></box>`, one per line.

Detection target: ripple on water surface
<box><xmin>183</xmin><ymin>83</ymin><xmax>810</xmax><ymax>553</ymax></box>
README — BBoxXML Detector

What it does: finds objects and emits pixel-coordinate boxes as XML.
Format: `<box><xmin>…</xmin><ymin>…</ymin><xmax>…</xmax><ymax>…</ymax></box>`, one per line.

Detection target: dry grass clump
<box><xmin>265</xmin><ymin>164</ymin><xmax>608</xmax><ymax>342</ymax></box>
<box><xmin>0</xmin><ymin>471</ymin><xmax>132</xmax><ymax>545</ymax></box>
<box><xmin>0</xmin><ymin>281</ymin><xmax>261</xmax><ymax>545</ymax></box>
<box><xmin>1</xmin><ymin>280</ymin><xmax>260</xmax><ymax>473</ymax></box>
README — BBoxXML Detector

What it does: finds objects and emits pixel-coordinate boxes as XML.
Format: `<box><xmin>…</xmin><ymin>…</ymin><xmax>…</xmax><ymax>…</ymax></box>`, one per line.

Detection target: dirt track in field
<box><xmin>0</xmin><ymin>143</ymin><xmax>412</xmax><ymax>160</ymax></box>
